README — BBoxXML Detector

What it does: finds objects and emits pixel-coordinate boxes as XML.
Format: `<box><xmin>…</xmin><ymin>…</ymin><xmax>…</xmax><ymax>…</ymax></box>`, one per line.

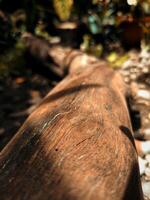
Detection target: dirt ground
<box><xmin>0</xmin><ymin>70</ymin><xmax>54</xmax><ymax>150</ymax></box>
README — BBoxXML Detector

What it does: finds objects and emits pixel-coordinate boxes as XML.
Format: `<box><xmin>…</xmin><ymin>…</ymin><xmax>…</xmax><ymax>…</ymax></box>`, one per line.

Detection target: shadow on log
<box><xmin>0</xmin><ymin>37</ymin><xmax>143</xmax><ymax>200</ymax></box>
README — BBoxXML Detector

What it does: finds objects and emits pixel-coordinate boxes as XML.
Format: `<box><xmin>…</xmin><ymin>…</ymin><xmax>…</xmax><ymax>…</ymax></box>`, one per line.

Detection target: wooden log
<box><xmin>0</xmin><ymin>44</ymin><xmax>143</xmax><ymax>200</ymax></box>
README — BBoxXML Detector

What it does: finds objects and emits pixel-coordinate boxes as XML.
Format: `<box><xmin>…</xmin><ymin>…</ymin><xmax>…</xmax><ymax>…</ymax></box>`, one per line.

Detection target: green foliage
<box><xmin>107</xmin><ymin>52</ymin><xmax>129</xmax><ymax>68</ymax></box>
<box><xmin>0</xmin><ymin>40</ymin><xmax>26</xmax><ymax>78</ymax></box>
<box><xmin>0</xmin><ymin>0</ymin><xmax>150</xmax><ymax>60</ymax></box>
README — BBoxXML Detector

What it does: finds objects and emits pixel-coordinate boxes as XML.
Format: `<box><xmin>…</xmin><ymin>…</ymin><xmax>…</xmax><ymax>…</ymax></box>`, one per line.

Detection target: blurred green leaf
<box><xmin>107</xmin><ymin>52</ymin><xmax>129</xmax><ymax>68</ymax></box>
<box><xmin>0</xmin><ymin>39</ymin><xmax>26</xmax><ymax>77</ymax></box>
<box><xmin>88</xmin><ymin>14</ymin><xmax>102</xmax><ymax>34</ymax></box>
<box><xmin>53</xmin><ymin>0</ymin><xmax>73</xmax><ymax>21</ymax></box>
<box><xmin>142</xmin><ymin>2</ymin><xmax>150</xmax><ymax>14</ymax></box>
<box><xmin>107</xmin><ymin>52</ymin><xmax>118</xmax><ymax>63</ymax></box>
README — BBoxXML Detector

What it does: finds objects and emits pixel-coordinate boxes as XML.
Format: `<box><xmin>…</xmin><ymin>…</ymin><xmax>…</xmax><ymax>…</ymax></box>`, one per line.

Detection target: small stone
<box><xmin>137</xmin><ymin>63</ymin><xmax>144</xmax><ymax>69</ymax></box>
<box><xmin>138</xmin><ymin>83</ymin><xmax>146</xmax><ymax>89</ymax></box>
<box><xmin>130</xmin><ymin>74</ymin><xmax>137</xmax><ymax>80</ymax></box>
<box><xmin>121</xmin><ymin>70</ymin><xmax>130</xmax><ymax>76</ymax></box>
<box><xmin>122</xmin><ymin>60</ymin><xmax>132</xmax><ymax>69</ymax></box>
<box><xmin>145</xmin><ymin>167</ymin><xmax>150</xmax><ymax>177</ymax></box>
<box><xmin>142</xmin><ymin>67</ymin><xmax>149</xmax><ymax>73</ymax></box>
<box><xmin>142</xmin><ymin>181</ymin><xmax>150</xmax><ymax>198</ymax></box>
<box><xmin>137</xmin><ymin>99</ymin><xmax>150</xmax><ymax>106</ymax></box>
<box><xmin>130</xmin><ymin>68</ymin><xmax>138</xmax><ymax>73</ymax></box>
<box><xmin>145</xmin><ymin>154</ymin><xmax>150</xmax><ymax>163</ymax></box>
<box><xmin>137</xmin><ymin>90</ymin><xmax>150</xmax><ymax>100</ymax></box>
<box><xmin>144</xmin><ymin>129</ymin><xmax>150</xmax><ymax>140</ymax></box>
<box><xmin>124</xmin><ymin>77</ymin><xmax>130</xmax><ymax>83</ymax></box>
<box><xmin>141</xmin><ymin>141</ymin><xmax>150</xmax><ymax>155</ymax></box>
<box><xmin>138</xmin><ymin>157</ymin><xmax>147</xmax><ymax>175</ymax></box>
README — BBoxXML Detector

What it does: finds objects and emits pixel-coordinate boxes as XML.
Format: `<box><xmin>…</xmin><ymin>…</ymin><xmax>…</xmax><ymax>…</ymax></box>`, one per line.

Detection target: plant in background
<box><xmin>53</xmin><ymin>0</ymin><xmax>74</xmax><ymax>21</ymax></box>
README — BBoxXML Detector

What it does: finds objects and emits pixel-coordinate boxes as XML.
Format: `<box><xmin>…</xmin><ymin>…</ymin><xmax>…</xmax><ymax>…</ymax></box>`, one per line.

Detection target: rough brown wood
<box><xmin>0</xmin><ymin>44</ymin><xmax>143</xmax><ymax>200</ymax></box>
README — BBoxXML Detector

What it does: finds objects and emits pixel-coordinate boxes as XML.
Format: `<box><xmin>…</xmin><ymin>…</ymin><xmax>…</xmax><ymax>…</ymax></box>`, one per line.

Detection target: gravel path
<box><xmin>118</xmin><ymin>48</ymin><xmax>150</xmax><ymax>199</ymax></box>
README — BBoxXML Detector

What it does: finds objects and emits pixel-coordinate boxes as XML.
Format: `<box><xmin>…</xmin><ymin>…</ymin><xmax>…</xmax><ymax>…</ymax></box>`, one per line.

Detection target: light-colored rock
<box><xmin>137</xmin><ymin>90</ymin><xmax>150</xmax><ymax>100</ymax></box>
<box><xmin>122</xmin><ymin>60</ymin><xmax>132</xmax><ymax>69</ymax></box>
<box><xmin>144</xmin><ymin>129</ymin><xmax>150</xmax><ymax>140</ymax></box>
<box><xmin>130</xmin><ymin>67</ymin><xmax>139</xmax><ymax>73</ymax></box>
<box><xmin>142</xmin><ymin>181</ymin><xmax>150</xmax><ymax>198</ymax></box>
<box><xmin>145</xmin><ymin>154</ymin><xmax>150</xmax><ymax>164</ymax></box>
<box><xmin>138</xmin><ymin>156</ymin><xmax>147</xmax><ymax>175</ymax></box>
<box><xmin>145</xmin><ymin>167</ymin><xmax>150</xmax><ymax>178</ymax></box>
<box><xmin>141</xmin><ymin>141</ymin><xmax>150</xmax><ymax>155</ymax></box>
<box><xmin>137</xmin><ymin>63</ymin><xmax>144</xmax><ymax>69</ymax></box>
<box><xmin>124</xmin><ymin>77</ymin><xmax>130</xmax><ymax>83</ymax></box>
<box><xmin>138</xmin><ymin>83</ymin><xmax>146</xmax><ymax>89</ymax></box>
<box><xmin>137</xmin><ymin>99</ymin><xmax>150</xmax><ymax>106</ymax></box>
<box><xmin>121</xmin><ymin>70</ymin><xmax>130</xmax><ymax>76</ymax></box>
<box><xmin>142</xmin><ymin>67</ymin><xmax>149</xmax><ymax>73</ymax></box>
<box><xmin>130</xmin><ymin>73</ymin><xmax>137</xmax><ymax>80</ymax></box>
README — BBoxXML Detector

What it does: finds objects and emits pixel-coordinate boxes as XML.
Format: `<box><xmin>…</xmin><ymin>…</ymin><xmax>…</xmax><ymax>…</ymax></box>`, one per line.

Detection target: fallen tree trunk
<box><xmin>0</xmin><ymin>39</ymin><xmax>143</xmax><ymax>200</ymax></box>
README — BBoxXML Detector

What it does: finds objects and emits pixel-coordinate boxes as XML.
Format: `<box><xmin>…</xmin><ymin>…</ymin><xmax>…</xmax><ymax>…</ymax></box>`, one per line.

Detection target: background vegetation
<box><xmin>0</xmin><ymin>0</ymin><xmax>150</xmax><ymax>77</ymax></box>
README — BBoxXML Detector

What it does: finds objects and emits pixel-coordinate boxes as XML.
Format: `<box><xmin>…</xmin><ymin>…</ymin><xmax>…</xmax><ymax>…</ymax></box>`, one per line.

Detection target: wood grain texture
<box><xmin>0</xmin><ymin>46</ymin><xmax>143</xmax><ymax>200</ymax></box>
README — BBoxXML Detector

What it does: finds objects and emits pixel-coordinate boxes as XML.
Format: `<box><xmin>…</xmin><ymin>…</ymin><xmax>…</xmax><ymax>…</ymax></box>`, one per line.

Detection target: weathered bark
<box><xmin>0</xmin><ymin>43</ymin><xmax>143</xmax><ymax>200</ymax></box>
